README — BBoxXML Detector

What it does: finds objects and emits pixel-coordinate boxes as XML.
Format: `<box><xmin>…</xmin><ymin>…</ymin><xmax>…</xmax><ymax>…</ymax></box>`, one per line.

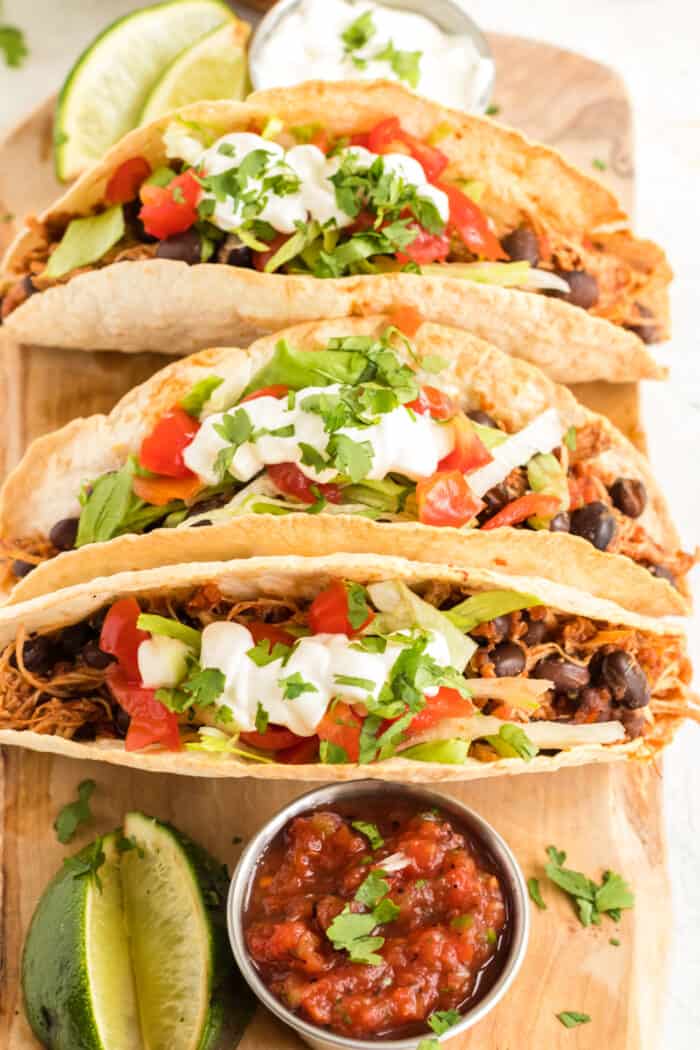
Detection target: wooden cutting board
<box><xmin>0</xmin><ymin>35</ymin><xmax>669</xmax><ymax>1050</ymax></box>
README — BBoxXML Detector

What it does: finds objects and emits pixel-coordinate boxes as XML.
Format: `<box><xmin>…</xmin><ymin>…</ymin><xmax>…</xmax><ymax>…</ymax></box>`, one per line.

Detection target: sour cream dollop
<box><xmin>251</xmin><ymin>0</ymin><xmax>493</xmax><ymax>112</ymax></box>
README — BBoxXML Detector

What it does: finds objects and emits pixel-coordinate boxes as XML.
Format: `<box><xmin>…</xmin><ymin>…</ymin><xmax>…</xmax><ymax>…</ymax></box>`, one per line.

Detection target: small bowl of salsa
<box><xmin>227</xmin><ymin>781</ymin><xmax>529</xmax><ymax>1049</ymax></box>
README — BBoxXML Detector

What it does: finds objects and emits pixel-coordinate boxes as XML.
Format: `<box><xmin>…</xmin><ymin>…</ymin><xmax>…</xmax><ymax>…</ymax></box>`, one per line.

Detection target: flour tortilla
<box><xmin>0</xmin><ymin>552</ymin><xmax>687</xmax><ymax>781</ymax></box>
<box><xmin>0</xmin><ymin>317</ymin><xmax>684</xmax><ymax>616</ymax></box>
<box><xmin>1</xmin><ymin>81</ymin><xmax>667</xmax><ymax>384</ymax></box>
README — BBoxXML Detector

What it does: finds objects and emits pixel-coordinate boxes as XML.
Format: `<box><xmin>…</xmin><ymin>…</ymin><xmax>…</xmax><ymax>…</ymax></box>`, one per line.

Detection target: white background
<box><xmin>0</xmin><ymin>1</ymin><xmax>697</xmax><ymax>1045</ymax></box>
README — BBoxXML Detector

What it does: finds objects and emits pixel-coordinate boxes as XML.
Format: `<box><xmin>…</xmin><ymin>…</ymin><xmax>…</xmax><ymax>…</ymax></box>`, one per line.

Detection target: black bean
<box><xmin>185</xmin><ymin>491</ymin><xmax>231</xmax><ymax>518</ymax></box>
<box><xmin>549</xmin><ymin>511</ymin><xmax>570</xmax><ymax>532</ymax></box>
<box><xmin>113</xmin><ymin>705</ymin><xmax>131</xmax><ymax>739</ymax></box>
<box><xmin>219</xmin><ymin>236</ymin><xmax>253</xmax><ymax>268</ymax></box>
<box><xmin>569</xmin><ymin>502</ymin><xmax>617</xmax><ymax>550</ymax></box>
<box><xmin>49</xmin><ymin>517</ymin><xmax>79</xmax><ymax>551</ymax></box>
<box><xmin>189</xmin><ymin>519</ymin><xmax>212</xmax><ymax>527</ymax></box>
<box><xmin>619</xmin><ymin>708</ymin><xmax>646</xmax><ymax>738</ymax></box>
<box><xmin>60</xmin><ymin>622</ymin><xmax>93</xmax><ymax>657</ymax></box>
<box><xmin>480</xmin><ymin>483</ymin><xmax>510</xmax><ymax>519</ymax></box>
<box><xmin>491</xmin><ymin>642</ymin><xmax>525</xmax><ymax>677</ymax></box>
<box><xmin>625</xmin><ymin>302</ymin><xmax>658</xmax><ymax>344</ymax></box>
<box><xmin>82</xmin><ymin>641</ymin><xmax>114</xmax><ymax>670</ymax></box>
<box><xmin>122</xmin><ymin>199</ymin><xmax>157</xmax><ymax>243</ymax></box>
<box><xmin>609</xmin><ymin>477</ymin><xmax>647</xmax><ymax>518</ymax></box>
<box><xmin>12</xmin><ymin>559</ymin><xmax>35</xmax><ymax>577</ymax></box>
<box><xmin>500</xmin><ymin>226</ymin><xmax>540</xmax><ymax>266</ymax></box>
<box><xmin>156</xmin><ymin>229</ymin><xmax>202</xmax><ymax>265</ymax></box>
<box><xmin>488</xmin><ymin>615</ymin><xmax>511</xmax><ymax>642</ymax></box>
<box><xmin>597</xmin><ymin>650</ymin><xmax>650</xmax><ymax>709</ymax></box>
<box><xmin>21</xmin><ymin>274</ymin><xmax>37</xmax><ymax>298</ymax></box>
<box><xmin>522</xmin><ymin>618</ymin><xmax>547</xmax><ymax>646</ymax></box>
<box><xmin>21</xmin><ymin>636</ymin><xmax>55</xmax><ymax>674</ymax></box>
<box><xmin>467</xmin><ymin>409</ymin><xmax>499</xmax><ymax>429</ymax></box>
<box><xmin>533</xmin><ymin>657</ymin><xmax>590</xmax><ymax>692</ymax></box>
<box><xmin>646</xmin><ymin>562</ymin><xmax>676</xmax><ymax>586</ymax></box>
<box><xmin>547</xmin><ymin>269</ymin><xmax>599</xmax><ymax>309</ymax></box>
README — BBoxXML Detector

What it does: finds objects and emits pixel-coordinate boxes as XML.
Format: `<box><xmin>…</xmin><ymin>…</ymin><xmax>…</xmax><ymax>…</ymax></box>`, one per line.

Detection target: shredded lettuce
<box><xmin>367</xmin><ymin>580</ymin><xmax>476</xmax><ymax>671</ymax></box>
<box><xmin>445</xmin><ymin>590</ymin><xmax>542</xmax><ymax>633</ymax></box>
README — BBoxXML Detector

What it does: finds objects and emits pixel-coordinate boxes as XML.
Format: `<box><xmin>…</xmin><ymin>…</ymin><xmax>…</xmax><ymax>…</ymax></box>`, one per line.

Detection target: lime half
<box><xmin>54</xmin><ymin>0</ymin><xmax>233</xmax><ymax>182</ymax></box>
<box><xmin>139</xmin><ymin>20</ymin><xmax>251</xmax><ymax>125</ymax></box>
<box><xmin>22</xmin><ymin>834</ymin><xmax>140</xmax><ymax>1050</ymax></box>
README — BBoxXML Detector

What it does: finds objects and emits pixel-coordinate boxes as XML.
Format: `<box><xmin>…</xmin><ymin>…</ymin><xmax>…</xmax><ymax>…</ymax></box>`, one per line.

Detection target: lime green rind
<box><xmin>22</xmin><ymin>834</ymin><xmax>124</xmax><ymax>1050</ymax></box>
<box><xmin>54</xmin><ymin>0</ymin><xmax>233</xmax><ymax>181</ymax></box>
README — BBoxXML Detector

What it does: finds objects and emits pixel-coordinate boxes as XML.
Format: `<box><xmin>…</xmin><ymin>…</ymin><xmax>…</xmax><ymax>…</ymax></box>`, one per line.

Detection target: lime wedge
<box><xmin>22</xmin><ymin>834</ymin><xmax>140</xmax><ymax>1050</ymax></box>
<box><xmin>54</xmin><ymin>0</ymin><xmax>234</xmax><ymax>182</ymax></box>
<box><xmin>121</xmin><ymin>812</ymin><xmax>221</xmax><ymax>1050</ymax></box>
<box><xmin>139</xmin><ymin>20</ymin><xmax>251</xmax><ymax>125</ymax></box>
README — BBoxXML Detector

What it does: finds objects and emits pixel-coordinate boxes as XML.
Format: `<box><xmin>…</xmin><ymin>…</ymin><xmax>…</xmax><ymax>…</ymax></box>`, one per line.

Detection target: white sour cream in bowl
<box><xmin>249</xmin><ymin>0</ymin><xmax>494</xmax><ymax>113</ymax></box>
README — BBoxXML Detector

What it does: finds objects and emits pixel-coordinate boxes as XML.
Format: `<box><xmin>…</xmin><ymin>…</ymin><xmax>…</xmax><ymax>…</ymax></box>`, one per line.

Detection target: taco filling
<box><xmin>8</xmin><ymin>328</ymin><xmax>690</xmax><ymax>589</ymax></box>
<box><xmin>0</xmin><ymin>113</ymin><xmax>661</xmax><ymax>338</ymax></box>
<box><xmin>0</xmin><ymin>574</ymin><xmax>690</xmax><ymax>765</ymax></box>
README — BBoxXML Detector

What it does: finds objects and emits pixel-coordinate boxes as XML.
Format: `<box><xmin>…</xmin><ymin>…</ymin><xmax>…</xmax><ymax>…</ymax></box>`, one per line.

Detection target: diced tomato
<box><xmin>387</xmin><ymin>303</ymin><xmax>423</xmax><ymax>337</ymax></box>
<box><xmin>416</xmin><ymin>471</ymin><xmax>484</xmax><ymax>528</ymax></box>
<box><xmin>247</xmin><ymin>622</ymin><xmax>295</xmax><ymax>649</ymax></box>
<box><xmin>480</xmin><ymin>493</ymin><xmax>561</xmax><ymax>531</ymax></box>
<box><xmin>241</xmin><ymin>385</ymin><xmax>290</xmax><ymax>403</ymax></box>
<box><xmin>107</xmin><ymin>666</ymin><xmax>181</xmax><ymax>752</ymax></box>
<box><xmin>436</xmin><ymin>182</ymin><xmax>506</xmax><ymax>261</ymax></box>
<box><xmin>139</xmin><ymin>407</ymin><xmax>199</xmax><ymax>479</ymax></box>
<box><xmin>397</xmin><ymin>226</ymin><xmax>450</xmax><ymax>265</ymax></box>
<box><xmin>350</xmin><ymin>132</ymin><xmax>370</xmax><ymax>149</ymax></box>
<box><xmin>105</xmin><ymin>157</ymin><xmax>152</xmax><ymax>204</ymax></box>
<box><xmin>132</xmin><ymin>475</ymin><xmax>202</xmax><ymax>507</ymax></box>
<box><xmin>308</xmin><ymin>580</ymin><xmax>373</xmax><ymax>636</ymax></box>
<box><xmin>367</xmin><ymin>118</ymin><xmax>448</xmax><ymax>182</ymax></box>
<box><xmin>139</xmin><ymin>170</ymin><xmax>200</xmax><ymax>239</ymax></box>
<box><xmin>266</xmin><ymin>462</ymin><xmax>342</xmax><ymax>504</ymax></box>
<box><xmin>277</xmin><ymin>736</ymin><xmax>320</xmax><ymax>764</ymax></box>
<box><xmin>407</xmin><ymin>687</ymin><xmax>475</xmax><ymax>735</ymax></box>
<box><xmin>253</xmin><ymin>233</ymin><xmax>289</xmax><ymax>272</ymax></box>
<box><xmin>316</xmin><ymin>701</ymin><xmax>362</xmax><ymax>762</ymax></box>
<box><xmin>240</xmin><ymin>726</ymin><xmax>304</xmax><ymax>751</ymax></box>
<box><xmin>438</xmin><ymin>414</ymin><xmax>493</xmax><ymax>473</ymax></box>
<box><xmin>407</xmin><ymin>385</ymin><xmax>458</xmax><ymax>421</ymax></box>
<box><xmin>99</xmin><ymin>598</ymin><xmax>149</xmax><ymax>682</ymax></box>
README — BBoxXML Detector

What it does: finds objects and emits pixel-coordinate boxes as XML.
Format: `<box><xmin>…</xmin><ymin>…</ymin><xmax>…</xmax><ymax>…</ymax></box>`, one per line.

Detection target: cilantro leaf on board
<box><xmin>54</xmin><ymin>780</ymin><xmax>96</xmax><ymax>844</ymax></box>
<box><xmin>543</xmin><ymin>847</ymin><xmax>634</xmax><ymax>926</ymax></box>
<box><xmin>527</xmin><ymin>877</ymin><xmax>547</xmax><ymax>910</ymax></box>
<box><xmin>557</xmin><ymin>1011</ymin><xmax>591</xmax><ymax>1029</ymax></box>
<box><xmin>0</xmin><ymin>23</ymin><xmax>28</xmax><ymax>68</ymax></box>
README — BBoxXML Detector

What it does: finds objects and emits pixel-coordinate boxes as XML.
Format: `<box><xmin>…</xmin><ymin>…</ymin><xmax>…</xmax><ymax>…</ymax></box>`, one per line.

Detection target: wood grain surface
<box><xmin>0</xmin><ymin>34</ymin><xmax>670</xmax><ymax>1050</ymax></box>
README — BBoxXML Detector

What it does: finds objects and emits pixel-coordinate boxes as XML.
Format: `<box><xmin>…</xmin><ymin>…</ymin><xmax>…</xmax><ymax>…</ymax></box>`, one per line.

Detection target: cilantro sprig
<box><xmin>54</xmin><ymin>779</ymin><xmax>96</xmax><ymax>844</ymax></box>
<box><xmin>326</xmin><ymin>866</ymin><xmax>400</xmax><ymax>964</ymax></box>
<box><xmin>534</xmin><ymin>845</ymin><xmax>634</xmax><ymax>926</ymax></box>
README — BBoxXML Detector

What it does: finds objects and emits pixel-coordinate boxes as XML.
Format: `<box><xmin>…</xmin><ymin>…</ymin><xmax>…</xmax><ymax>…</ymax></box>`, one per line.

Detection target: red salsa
<box><xmin>244</xmin><ymin>798</ymin><xmax>509</xmax><ymax>1040</ymax></box>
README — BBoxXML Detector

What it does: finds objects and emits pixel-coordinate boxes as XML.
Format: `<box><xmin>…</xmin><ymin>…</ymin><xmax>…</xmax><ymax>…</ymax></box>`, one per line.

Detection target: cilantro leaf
<box><xmin>180</xmin><ymin>376</ymin><xmax>223</xmax><ymax>417</ymax></box>
<box><xmin>327</xmin><ymin>433</ymin><xmax>373</xmax><ymax>482</ymax></box>
<box><xmin>428</xmin><ymin>1009</ymin><xmax>461</xmax><ymax>1035</ymax></box>
<box><xmin>54</xmin><ymin>780</ymin><xmax>96</xmax><ymax>844</ymax></box>
<box><xmin>246</xmin><ymin>638</ymin><xmax>292</xmax><ymax>667</ymax></box>
<box><xmin>255</xmin><ymin>702</ymin><xmax>269</xmax><ymax>734</ymax></box>
<box><xmin>0</xmin><ymin>24</ymin><xmax>28</xmax><ymax>68</ymax></box>
<box><xmin>326</xmin><ymin>907</ymin><xmax>385</xmax><ymax>964</ymax></box>
<box><xmin>213</xmin><ymin>407</ymin><xmax>253</xmax><ymax>479</ymax></box>
<box><xmin>319</xmin><ymin>740</ymin><xmax>349</xmax><ymax>764</ymax></box>
<box><xmin>450</xmin><ymin>913</ymin><xmax>473</xmax><ymax>931</ymax></box>
<box><xmin>544</xmin><ymin>846</ymin><xmax>634</xmax><ymax>927</ymax></box>
<box><xmin>484</xmin><ymin>723</ymin><xmax>539</xmax><ymax>762</ymax></box>
<box><xmin>157</xmin><ymin>666</ymin><xmax>225</xmax><ymax>712</ymax></box>
<box><xmin>557</xmin><ymin>1011</ymin><xmax>591</xmax><ymax>1029</ymax></box>
<box><xmin>352</xmin><ymin>821</ymin><xmax>384</xmax><ymax>850</ymax></box>
<box><xmin>279</xmin><ymin>672</ymin><xmax>318</xmax><ymax>700</ymax></box>
<box><xmin>527</xmin><ymin>877</ymin><xmax>547</xmax><ymax>910</ymax></box>
<box><xmin>341</xmin><ymin>10</ymin><xmax>375</xmax><ymax>52</ymax></box>
<box><xmin>355</xmin><ymin>869</ymin><xmax>390</xmax><ymax>908</ymax></box>
<box><xmin>375</xmin><ymin>41</ymin><xmax>422</xmax><ymax>88</ymax></box>
<box><xmin>345</xmin><ymin>581</ymin><xmax>371</xmax><ymax>629</ymax></box>
<box><xmin>547</xmin><ymin>845</ymin><xmax>567</xmax><ymax>866</ymax></box>
<box><xmin>595</xmin><ymin>870</ymin><xmax>634</xmax><ymax>915</ymax></box>
<box><xmin>62</xmin><ymin>838</ymin><xmax>106</xmax><ymax>892</ymax></box>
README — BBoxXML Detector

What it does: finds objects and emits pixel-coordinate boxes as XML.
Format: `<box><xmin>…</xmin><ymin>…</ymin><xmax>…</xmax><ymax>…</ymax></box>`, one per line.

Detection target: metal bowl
<box><xmin>247</xmin><ymin>0</ymin><xmax>495</xmax><ymax>113</ymax></box>
<box><xmin>228</xmin><ymin>780</ymin><xmax>529</xmax><ymax>1050</ymax></box>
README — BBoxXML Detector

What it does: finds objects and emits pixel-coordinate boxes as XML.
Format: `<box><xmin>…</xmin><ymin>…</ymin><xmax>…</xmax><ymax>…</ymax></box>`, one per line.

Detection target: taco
<box><xmin>1</xmin><ymin>318</ymin><xmax>692</xmax><ymax>615</ymax></box>
<box><xmin>0</xmin><ymin>81</ymin><xmax>668</xmax><ymax>384</ymax></box>
<box><xmin>0</xmin><ymin>553</ymin><xmax>693</xmax><ymax>781</ymax></box>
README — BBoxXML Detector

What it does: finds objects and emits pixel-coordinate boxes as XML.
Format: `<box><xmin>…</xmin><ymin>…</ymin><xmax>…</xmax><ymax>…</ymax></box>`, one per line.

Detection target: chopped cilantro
<box><xmin>325</xmin><ymin>908</ymin><xmax>385</xmax><ymax>964</ymax></box>
<box><xmin>557</xmin><ymin>1011</ymin><xmax>591</xmax><ymax>1028</ymax></box>
<box><xmin>428</xmin><ymin>1009</ymin><xmax>460</xmax><ymax>1035</ymax></box>
<box><xmin>544</xmin><ymin>846</ymin><xmax>634</xmax><ymax>926</ymax></box>
<box><xmin>592</xmin><ymin>158</ymin><xmax>607</xmax><ymax>171</ymax></box>
<box><xmin>345</xmin><ymin>581</ymin><xmax>371</xmax><ymax>629</ymax></box>
<box><xmin>157</xmin><ymin>666</ymin><xmax>225</xmax><ymax>712</ymax></box>
<box><xmin>341</xmin><ymin>10</ymin><xmax>376</xmax><ymax>52</ymax></box>
<box><xmin>255</xmin><ymin>702</ymin><xmax>269</xmax><ymax>734</ymax></box>
<box><xmin>610</xmin><ymin>937</ymin><xmax>620</xmax><ymax>947</ymax></box>
<box><xmin>334</xmin><ymin>673</ymin><xmax>375</xmax><ymax>691</ymax></box>
<box><xmin>417</xmin><ymin>1041</ymin><xmax>440</xmax><ymax>1050</ymax></box>
<box><xmin>375</xmin><ymin>40</ymin><xmax>421</xmax><ymax>89</ymax></box>
<box><xmin>484</xmin><ymin>723</ymin><xmax>539</xmax><ymax>762</ymax></box>
<box><xmin>54</xmin><ymin>780</ymin><xmax>96</xmax><ymax>844</ymax></box>
<box><xmin>450</xmin><ymin>913</ymin><xmax>473</xmax><ymax>931</ymax></box>
<box><xmin>279</xmin><ymin>672</ymin><xmax>318</xmax><ymax>700</ymax></box>
<box><xmin>485</xmin><ymin>103</ymin><xmax>501</xmax><ymax>116</ymax></box>
<box><xmin>326</xmin><ymin>433</ymin><xmax>373</xmax><ymax>482</ymax></box>
<box><xmin>0</xmin><ymin>23</ymin><xmax>27</xmax><ymax>68</ymax></box>
<box><xmin>485</xmin><ymin>928</ymin><xmax>497</xmax><ymax>944</ymax></box>
<box><xmin>319</xmin><ymin>740</ymin><xmax>349</xmax><ymax>764</ymax></box>
<box><xmin>62</xmin><ymin>838</ymin><xmax>106</xmax><ymax>891</ymax></box>
<box><xmin>351</xmin><ymin>820</ymin><xmax>384</xmax><ymax>850</ymax></box>
<box><xmin>355</xmin><ymin>869</ymin><xmax>390</xmax><ymax>908</ymax></box>
<box><xmin>246</xmin><ymin>638</ymin><xmax>292</xmax><ymax>667</ymax></box>
<box><xmin>527</xmin><ymin>877</ymin><xmax>547</xmax><ymax>910</ymax></box>
<box><xmin>213</xmin><ymin>407</ymin><xmax>253</xmax><ymax>479</ymax></box>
